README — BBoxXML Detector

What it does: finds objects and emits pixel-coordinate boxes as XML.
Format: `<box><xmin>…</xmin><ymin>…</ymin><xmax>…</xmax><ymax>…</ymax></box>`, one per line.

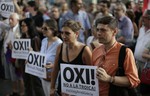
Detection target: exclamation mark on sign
<box><xmin>26</xmin><ymin>41</ymin><xmax>29</xmax><ymax>50</ymax></box>
<box><xmin>91</xmin><ymin>69</ymin><xmax>95</xmax><ymax>85</ymax></box>
<box><xmin>42</xmin><ymin>56</ymin><xmax>45</xmax><ymax>68</ymax></box>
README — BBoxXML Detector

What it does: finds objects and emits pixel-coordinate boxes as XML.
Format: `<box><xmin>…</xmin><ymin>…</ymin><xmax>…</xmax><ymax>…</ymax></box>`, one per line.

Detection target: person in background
<box><xmin>50</xmin><ymin>6</ymin><xmax>62</xmax><ymax>39</ymax></box>
<box><xmin>86</xmin><ymin>25</ymin><xmax>100</xmax><ymax>51</ymax></box>
<box><xmin>134</xmin><ymin>9</ymin><xmax>150</xmax><ymax>77</ymax></box>
<box><xmin>60</xmin><ymin>2</ymin><xmax>69</xmax><ymax>17</ymax></box>
<box><xmin>125</xmin><ymin>1</ymin><xmax>136</xmax><ymax>11</ymax></box>
<box><xmin>87</xmin><ymin>2</ymin><xmax>96</xmax><ymax>25</ymax></box>
<box><xmin>114</xmin><ymin>2</ymin><xmax>134</xmax><ymax>48</ymax></box>
<box><xmin>60</xmin><ymin>0</ymin><xmax>91</xmax><ymax>43</ymax></box>
<box><xmin>134</xmin><ymin>1</ymin><xmax>143</xmax><ymax>29</ymax></box>
<box><xmin>19</xmin><ymin>18</ymin><xmax>45</xmax><ymax>96</ymax></box>
<box><xmin>26</xmin><ymin>1</ymin><xmax>45</xmax><ymax>40</ymax></box>
<box><xmin>50</xmin><ymin>20</ymin><xmax>92</xmax><ymax>96</ymax></box>
<box><xmin>134</xmin><ymin>9</ymin><xmax>150</xmax><ymax>96</ymax></box>
<box><xmin>40</xmin><ymin>19</ymin><xmax>62</xmax><ymax>96</ymax></box>
<box><xmin>95</xmin><ymin>0</ymin><xmax>112</xmax><ymax>20</ymax></box>
<box><xmin>92</xmin><ymin>16</ymin><xmax>140</xmax><ymax>96</ymax></box>
<box><xmin>126</xmin><ymin>10</ymin><xmax>139</xmax><ymax>52</ymax></box>
<box><xmin>0</xmin><ymin>13</ymin><xmax>23</xmax><ymax>96</ymax></box>
<box><xmin>141</xmin><ymin>40</ymin><xmax>150</xmax><ymax>96</ymax></box>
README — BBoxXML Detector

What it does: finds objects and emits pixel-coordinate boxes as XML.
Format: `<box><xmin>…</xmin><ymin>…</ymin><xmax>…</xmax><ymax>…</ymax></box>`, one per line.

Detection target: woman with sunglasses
<box><xmin>19</xmin><ymin>18</ymin><xmax>45</xmax><ymax>96</ymax></box>
<box><xmin>40</xmin><ymin>19</ymin><xmax>62</xmax><ymax>96</ymax></box>
<box><xmin>50</xmin><ymin>20</ymin><xmax>92</xmax><ymax>96</ymax></box>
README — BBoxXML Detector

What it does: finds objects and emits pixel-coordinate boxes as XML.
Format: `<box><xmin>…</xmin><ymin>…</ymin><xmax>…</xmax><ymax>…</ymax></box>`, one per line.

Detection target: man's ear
<box><xmin>113</xmin><ymin>28</ymin><xmax>118</xmax><ymax>36</ymax></box>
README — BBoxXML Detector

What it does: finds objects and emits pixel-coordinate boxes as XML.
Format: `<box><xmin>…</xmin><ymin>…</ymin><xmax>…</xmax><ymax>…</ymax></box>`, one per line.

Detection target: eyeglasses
<box><xmin>142</xmin><ymin>16</ymin><xmax>150</xmax><ymax>20</ymax></box>
<box><xmin>41</xmin><ymin>27</ymin><xmax>50</xmax><ymax>31</ymax></box>
<box><xmin>114</xmin><ymin>8</ymin><xmax>122</xmax><ymax>12</ymax></box>
<box><xmin>61</xmin><ymin>31</ymin><xmax>71</xmax><ymax>36</ymax></box>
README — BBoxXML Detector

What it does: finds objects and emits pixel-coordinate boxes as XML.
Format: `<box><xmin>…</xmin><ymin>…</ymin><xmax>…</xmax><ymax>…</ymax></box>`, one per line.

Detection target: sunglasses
<box><xmin>41</xmin><ymin>27</ymin><xmax>50</xmax><ymax>31</ymax></box>
<box><xmin>61</xmin><ymin>31</ymin><xmax>71</xmax><ymax>36</ymax></box>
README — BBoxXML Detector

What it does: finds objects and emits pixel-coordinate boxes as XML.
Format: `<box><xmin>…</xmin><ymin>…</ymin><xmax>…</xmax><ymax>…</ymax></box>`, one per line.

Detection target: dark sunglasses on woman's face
<box><xmin>41</xmin><ymin>27</ymin><xmax>50</xmax><ymax>31</ymax></box>
<box><xmin>61</xmin><ymin>31</ymin><xmax>71</xmax><ymax>36</ymax></box>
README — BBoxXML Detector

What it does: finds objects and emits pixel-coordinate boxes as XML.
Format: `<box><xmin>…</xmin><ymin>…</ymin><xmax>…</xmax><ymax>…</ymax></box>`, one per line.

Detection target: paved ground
<box><xmin>0</xmin><ymin>79</ymin><xmax>12</xmax><ymax>96</ymax></box>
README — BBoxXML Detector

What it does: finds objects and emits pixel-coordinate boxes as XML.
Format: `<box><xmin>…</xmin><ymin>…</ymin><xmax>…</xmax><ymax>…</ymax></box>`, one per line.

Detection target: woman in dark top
<box><xmin>19</xmin><ymin>18</ymin><xmax>45</xmax><ymax>96</ymax></box>
<box><xmin>50</xmin><ymin>20</ymin><xmax>92</xmax><ymax>96</ymax></box>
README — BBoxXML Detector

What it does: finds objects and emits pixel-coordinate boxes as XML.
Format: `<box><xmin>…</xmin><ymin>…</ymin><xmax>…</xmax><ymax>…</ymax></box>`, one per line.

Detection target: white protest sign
<box><xmin>12</xmin><ymin>39</ymin><xmax>31</xmax><ymax>59</ymax></box>
<box><xmin>61</xmin><ymin>64</ymin><xmax>99</xmax><ymax>96</ymax></box>
<box><xmin>25</xmin><ymin>51</ymin><xmax>46</xmax><ymax>78</ymax></box>
<box><xmin>0</xmin><ymin>2</ymin><xmax>15</xmax><ymax>18</ymax></box>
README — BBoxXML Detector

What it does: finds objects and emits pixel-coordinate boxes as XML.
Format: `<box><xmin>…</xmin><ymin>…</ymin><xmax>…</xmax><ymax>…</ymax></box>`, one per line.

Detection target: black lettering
<box><xmin>1</xmin><ymin>4</ymin><xmax>14</xmax><ymax>12</ymax></box>
<box><xmin>41</xmin><ymin>56</ymin><xmax>45</xmax><ymax>68</ymax></box>
<box><xmin>10</xmin><ymin>5</ymin><xmax>13</xmax><ymax>12</ymax></box>
<box><xmin>91</xmin><ymin>69</ymin><xmax>95</xmax><ymax>85</ymax></box>
<box><xmin>27</xmin><ymin>53</ymin><xmax>33</xmax><ymax>64</ymax></box>
<box><xmin>13</xmin><ymin>41</ymin><xmax>19</xmax><ymax>50</ymax></box>
<box><xmin>63</xmin><ymin>67</ymin><xmax>74</xmax><ymax>82</ymax></box>
<box><xmin>33</xmin><ymin>54</ymin><xmax>39</xmax><ymax>66</ymax></box>
<box><xmin>5</xmin><ymin>4</ymin><xmax>9</xmax><ymax>11</ymax></box>
<box><xmin>26</xmin><ymin>41</ymin><xmax>29</xmax><ymax>50</ymax></box>
<box><xmin>86</xmin><ymin>69</ymin><xmax>90</xmax><ymax>84</ymax></box>
<box><xmin>39</xmin><ymin>56</ymin><xmax>42</xmax><ymax>67</ymax></box>
<box><xmin>74</xmin><ymin>68</ymin><xmax>85</xmax><ymax>84</ymax></box>
<box><xmin>24</xmin><ymin>41</ymin><xmax>28</xmax><ymax>50</ymax></box>
<box><xmin>1</xmin><ymin>4</ymin><xmax>5</xmax><ymax>11</ymax></box>
<box><xmin>19</xmin><ymin>41</ymin><xmax>24</xmax><ymax>50</ymax></box>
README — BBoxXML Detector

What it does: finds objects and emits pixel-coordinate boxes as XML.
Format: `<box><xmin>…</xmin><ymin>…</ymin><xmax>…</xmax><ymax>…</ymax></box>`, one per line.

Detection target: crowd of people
<box><xmin>0</xmin><ymin>0</ymin><xmax>149</xmax><ymax>96</ymax></box>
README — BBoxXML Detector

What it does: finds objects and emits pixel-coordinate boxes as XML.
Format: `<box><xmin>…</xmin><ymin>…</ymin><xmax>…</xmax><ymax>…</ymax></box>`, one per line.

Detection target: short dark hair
<box><xmin>44</xmin><ymin>19</ymin><xmax>58</xmax><ymax>36</ymax></box>
<box><xmin>27</xmin><ymin>1</ymin><xmax>38</xmax><ymax>11</ymax></box>
<box><xmin>99</xmin><ymin>0</ymin><xmax>110</xmax><ymax>8</ymax></box>
<box><xmin>70</xmin><ymin>0</ymin><xmax>81</xmax><ymax>8</ymax></box>
<box><xmin>125</xmin><ymin>1</ymin><xmax>131</xmax><ymax>9</ymax></box>
<box><xmin>95</xmin><ymin>16</ymin><xmax>118</xmax><ymax>29</ymax></box>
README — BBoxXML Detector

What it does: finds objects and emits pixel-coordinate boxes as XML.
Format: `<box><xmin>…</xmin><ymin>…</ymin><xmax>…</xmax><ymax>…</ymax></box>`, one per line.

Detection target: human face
<box><xmin>142</xmin><ymin>14</ymin><xmax>150</xmax><ymax>27</ymax></box>
<box><xmin>99</xmin><ymin>3</ymin><xmax>108</xmax><ymax>13</ymax></box>
<box><xmin>61</xmin><ymin>27</ymin><xmax>77</xmax><ymax>44</ymax></box>
<box><xmin>114</xmin><ymin>5</ymin><xmax>124</xmax><ymax>18</ymax></box>
<box><xmin>96</xmin><ymin>24</ymin><xmax>115</xmax><ymax>45</ymax></box>
<box><xmin>9</xmin><ymin>15</ymin><xmax>18</xmax><ymax>27</ymax></box>
<box><xmin>41</xmin><ymin>23</ymin><xmax>53</xmax><ymax>37</ymax></box>
<box><xmin>138</xmin><ymin>2</ymin><xmax>143</xmax><ymax>11</ymax></box>
<box><xmin>75</xmin><ymin>0</ymin><xmax>83</xmax><ymax>11</ymax></box>
<box><xmin>27</xmin><ymin>5</ymin><xmax>33</xmax><ymax>13</ymax></box>
<box><xmin>130</xmin><ymin>1</ymin><xmax>135</xmax><ymax>9</ymax></box>
<box><xmin>51</xmin><ymin>7</ymin><xmax>60</xmax><ymax>19</ymax></box>
<box><xmin>21</xmin><ymin>22</ymin><xmax>28</xmax><ymax>33</ymax></box>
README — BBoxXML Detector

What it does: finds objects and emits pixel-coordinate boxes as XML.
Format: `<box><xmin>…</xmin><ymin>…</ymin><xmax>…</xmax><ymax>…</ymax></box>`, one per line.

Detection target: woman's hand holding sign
<box><xmin>44</xmin><ymin>62</ymin><xmax>53</xmax><ymax>69</ymax></box>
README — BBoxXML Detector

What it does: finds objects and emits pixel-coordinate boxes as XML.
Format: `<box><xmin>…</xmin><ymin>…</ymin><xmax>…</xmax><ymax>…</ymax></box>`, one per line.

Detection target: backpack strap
<box><xmin>117</xmin><ymin>46</ymin><xmax>126</xmax><ymax>76</ymax></box>
<box><xmin>109</xmin><ymin>46</ymin><xmax>139</xmax><ymax>96</ymax></box>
